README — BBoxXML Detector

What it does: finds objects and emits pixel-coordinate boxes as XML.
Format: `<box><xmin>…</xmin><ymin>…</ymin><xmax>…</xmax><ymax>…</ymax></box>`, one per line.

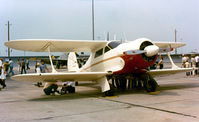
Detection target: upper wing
<box><xmin>148</xmin><ymin>68</ymin><xmax>193</xmax><ymax>77</ymax></box>
<box><xmin>4</xmin><ymin>39</ymin><xmax>108</xmax><ymax>52</ymax></box>
<box><xmin>11</xmin><ymin>72</ymin><xmax>111</xmax><ymax>82</ymax></box>
<box><xmin>153</xmin><ymin>41</ymin><xmax>185</xmax><ymax>49</ymax></box>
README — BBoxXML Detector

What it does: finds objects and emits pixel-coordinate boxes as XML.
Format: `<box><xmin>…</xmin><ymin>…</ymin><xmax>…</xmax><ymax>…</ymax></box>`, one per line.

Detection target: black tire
<box><xmin>104</xmin><ymin>90</ymin><xmax>114</xmax><ymax>96</ymax></box>
<box><xmin>144</xmin><ymin>78</ymin><xmax>158</xmax><ymax>92</ymax></box>
<box><xmin>61</xmin><ymin>87</ymin><xmax>67</xmax><ymax>95</ymax></box>
<box><xmin>67</xmin><ymin>86</ymin><xmax>75</xmax><ymax>93</ymax></box>
<box><xmin>138</xmin><ymin>73</ymin><xmax>158</xmax><ymax>92</ymax></box>
<box><xmin>43</xmin><ymin>84</ymin><xmax>58</xmax><ymax>95</ymax></box>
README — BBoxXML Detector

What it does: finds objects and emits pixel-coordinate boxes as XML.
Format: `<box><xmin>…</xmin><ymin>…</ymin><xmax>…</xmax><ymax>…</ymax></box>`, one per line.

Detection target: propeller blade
<box><xmin>124</xmin><ymin>50</ymin><xmax>146</xmax><ymax>55</ymax></box>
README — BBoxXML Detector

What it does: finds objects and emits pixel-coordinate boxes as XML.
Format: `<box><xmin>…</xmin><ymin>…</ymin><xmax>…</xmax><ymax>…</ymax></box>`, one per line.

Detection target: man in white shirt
<box><xmin>0</xmin><ymin>58</ymin><xmax>3</xmax><ymax>68</ymax></box>
<box><xmin>0</xmin><ymin>58</ymin><xmax>3</xmax><ymax>75</ymax></box>
<box><xmin>195</xmin><ymin>55</ymin><xmax>199</xmax><ymax>75</ymax></box>
<box><xmin>195</xmin><ymin>55</ymin><xmax>199</xmax><ymax>67</ymax></box>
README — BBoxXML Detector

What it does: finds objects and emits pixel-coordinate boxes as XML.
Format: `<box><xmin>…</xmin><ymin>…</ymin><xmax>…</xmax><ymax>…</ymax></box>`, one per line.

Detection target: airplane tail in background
<box><xmin>67</xmin><ymin>52</ymin><xmax>79</xmax><ymax>72</ymax></box>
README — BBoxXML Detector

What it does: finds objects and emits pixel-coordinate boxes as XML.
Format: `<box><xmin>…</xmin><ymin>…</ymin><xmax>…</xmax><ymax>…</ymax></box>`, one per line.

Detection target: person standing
<box><xmin>36</xmin><ymin>63</ymin><xmax>41</xmax><ymax>73</ymax></box>
<box><xmin>195</xmin><ymin>55</ymin><xmax>199</xmax><ymax>67</ymax></box>
<box><xmin>185</xmin><ymin>60</ymin><xmax>190</xmax><ymax>76</ymax></box>
<box><xmin>21</xmin><ymin>59</ymin><xmax>26</xmax><ymax>74</ymax></box>
<box><xmin>8</xmin><ymin>59</ymin><xmax>14</xmax><ymax>76</ymax></box>
<box><xmin>17</xmin><ymin>58</ymin><xmax>21</xmax><ymax>72</ymax></box>
<box><xmin>182</xmin><ymin>54</ymin><xmax>187</xmax><ymax>68</ymax></box>
<box><xmin>158</xmin><ymin>56</ymin><xmax>164</xmax><ymax>69</ymax></box>
<box><xmin>40</xmin><ymin>60</ymin><xmax>49</xmax><ymax>73</ymax></box>
<box><xmin>26</xmin><ymin>59</ymin><xmax>30</xmax><ymax>70</ymax></box>
<box><xmin>0</xmin><ymin>58</ymin><xmax>3</xmax><ymax>75</ymax></box>
<box><xmin>191</xmin><ymin>55</ymin><xmax>196</xmax><ymax>76</ymax></box>
<box><xmin>4</xmin><ymin>60</ymin><xmax>9</xmax><ymax>76</ymax></box>
<box><xmin>0</xmin><ymin>62</ymin><xmax>6</xmax><ymax>88</ymax></box>
<box><xmin>195</xmin><ymin>55</ymin><xmax>199</xmax><ymax>75</ymax></box>
<box><xmin>34</xmin><ymin>62</ymin><xmax>43</xmax><ymax>87</ymax></box>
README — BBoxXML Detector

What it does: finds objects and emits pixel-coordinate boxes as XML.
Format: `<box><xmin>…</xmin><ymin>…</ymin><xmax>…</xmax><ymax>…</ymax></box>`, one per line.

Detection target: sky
<box><xmin>0</xmin><ymin>0</ymin><xmax>199</xmax><ymax>56</ymax></box>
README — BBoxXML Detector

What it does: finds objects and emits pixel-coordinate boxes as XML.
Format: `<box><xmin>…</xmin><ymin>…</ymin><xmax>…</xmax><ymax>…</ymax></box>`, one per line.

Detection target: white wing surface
<box><xmin>153</xmin><ymin>42</ymin><xmax>185</xmax><ymax>48</ymax></box>
<box><xmin>5</xmin><ymin>39</ymin><xmax>108</xmax><ymax>52</ymax></box>
<box><xmin>11</xmin><ymin>72</ymin><xmax>111</xmax><ymax>82</ymax></box>
<box><xmin>148</xmin><ymin>68</ymin><xmax>193</xmax><ymax>77</ymax></box>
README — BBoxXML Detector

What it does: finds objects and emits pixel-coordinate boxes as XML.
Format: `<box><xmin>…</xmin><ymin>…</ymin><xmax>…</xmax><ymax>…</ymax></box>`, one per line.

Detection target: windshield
<box><xmin>108</xmin><ymin>41</ymin><xmax>121</xmax><ymax>49</ymax></box>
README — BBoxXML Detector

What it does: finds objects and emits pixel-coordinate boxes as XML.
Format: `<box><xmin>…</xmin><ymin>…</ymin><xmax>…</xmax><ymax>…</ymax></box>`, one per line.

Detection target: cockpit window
<box><xmin>104</xmin><ymin>46</ymin><xmax>111</xmax><ymax>53</ymax></box>
<box><xmin>94</xmin><ymin>48</ymin><xmax>103</xmax><ymax>58</ymax></box>
<box><xmin>108</xmin><ymin>41</ymin><xmax>121</xmax><ymax>49</ymax></box>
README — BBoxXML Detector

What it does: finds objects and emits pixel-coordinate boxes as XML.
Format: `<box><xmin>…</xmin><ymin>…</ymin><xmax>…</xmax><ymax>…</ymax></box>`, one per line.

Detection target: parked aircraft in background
<box><xmin>5</xmin><ymin>38</ymin><xmax>192</xmax><ymax>96</ymax></box>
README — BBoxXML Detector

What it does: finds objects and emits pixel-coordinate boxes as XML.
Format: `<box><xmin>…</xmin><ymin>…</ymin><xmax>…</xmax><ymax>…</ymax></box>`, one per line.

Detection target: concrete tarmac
<box><xmin>0</xmin><ymin>70</ymin><xmax>199</xmax><ymax>122</ymax></box>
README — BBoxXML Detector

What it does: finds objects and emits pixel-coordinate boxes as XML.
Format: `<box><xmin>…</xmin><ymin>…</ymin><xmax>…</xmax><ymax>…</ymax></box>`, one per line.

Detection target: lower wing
<box><xmin>11</xmin><ymin>72</ymin><xmax>112</xmax><ymax>82</ymax></box>
<box><xmin>148</xmin><ymin>68</ymin><xmax>193</xmax><ymax>77</ymax></box>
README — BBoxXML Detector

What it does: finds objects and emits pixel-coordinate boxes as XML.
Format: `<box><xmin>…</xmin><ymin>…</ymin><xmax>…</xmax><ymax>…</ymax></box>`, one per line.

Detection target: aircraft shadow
<box><xmin>28</xmin><ymin>82</ymin><xmax>199</xmax><ymax>101</ymax></box>
<box><xmin>28</xmin><ymin>90</ymin><xmax>102</xmax><ymax>102</ymax></box>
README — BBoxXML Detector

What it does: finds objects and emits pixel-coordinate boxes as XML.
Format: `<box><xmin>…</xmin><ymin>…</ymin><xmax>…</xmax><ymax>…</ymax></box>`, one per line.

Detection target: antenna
<box><xmin>113</xmin><ymin>33</ymin><xmax>117</xmax><ymax>41</ymax></box>
<box><xmin>123</xmin><ymin>32</ymin><xmax>127</xmax><ymax>42</ymax></box>
<box><xmin>174</xmin><ymin>29</ymin><xmax>177</xmax><ymax>54</ymax></box>
<box><xmin>107</xmin><ymin>32</ymin><xmax>109</xmax><ymax>41</ymax></box>
<box><xmin>92</xmin><ymin>0</ymin><xmax>95</xmax><ymax>40</ymax></box>
<box><xmin>5</xmin><ymin>21</ymin><xmax>12</xmax><ymax>57</ymax></box>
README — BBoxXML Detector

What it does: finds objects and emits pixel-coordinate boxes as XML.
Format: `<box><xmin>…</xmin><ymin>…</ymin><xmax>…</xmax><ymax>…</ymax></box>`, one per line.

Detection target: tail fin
<box><xmin>67</xmin><ymin>52</ymin><xmax>79</xmax><ymax>72</ymax></box>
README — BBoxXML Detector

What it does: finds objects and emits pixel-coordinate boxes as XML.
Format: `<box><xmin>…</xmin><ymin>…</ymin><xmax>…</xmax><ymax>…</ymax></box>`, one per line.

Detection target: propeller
<box><xmin>144</xmin><ymin>45</ymin><xmax>159</xmax><ymax>57</ymax></box>
<box><xmin>124</xmin><ymin>45</ymin><xmax>159</xmax><ymax>56</ymax></box>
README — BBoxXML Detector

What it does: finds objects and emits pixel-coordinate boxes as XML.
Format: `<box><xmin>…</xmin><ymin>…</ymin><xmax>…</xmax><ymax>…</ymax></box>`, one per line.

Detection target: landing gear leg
<box><xmin>103</xmin><ymin>77</ymin><xmax>115</xmax><ymax>96</ymax></box>
<box><xmin>104</xmin><ymin>83</ymin><xmax>114</xmax><ymax>96</ymax></box>
<box><xmin>140</xmin><ymin>73</ymin><xmax>158</xmax><ymax>92</ymax></box>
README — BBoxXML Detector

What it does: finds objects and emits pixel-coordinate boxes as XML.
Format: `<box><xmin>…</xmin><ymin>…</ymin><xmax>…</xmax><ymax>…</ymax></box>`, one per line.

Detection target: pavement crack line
<box><xmin>33</xmin><ymin>106</ymin><xmax>127</xmax><ymax>121</ymax></box>
<box><xmin>146</xmin><ymin>97</ymin><xmax>199</xmax><ymax>106</ymax></box>
<box><xmin>99</xmin><ymin>97</ymin><xmax>197</xmax><ymax>118</ymax></box>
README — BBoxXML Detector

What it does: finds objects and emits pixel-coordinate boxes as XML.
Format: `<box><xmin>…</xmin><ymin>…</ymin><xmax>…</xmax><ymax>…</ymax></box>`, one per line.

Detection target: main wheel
<box><xmin>138</xmin><ymin>73</ymin><xmax>158</xmax><ymax>93</ymax></box>
<box><xmin>143</xmin><ymin>75</ymin><xmax>158</xmax><ymax>92</ymax></box>
<box><xmin>104</xmin><ymin>89</ymin><xmax>114</xmax><ymax>96</ymax></box>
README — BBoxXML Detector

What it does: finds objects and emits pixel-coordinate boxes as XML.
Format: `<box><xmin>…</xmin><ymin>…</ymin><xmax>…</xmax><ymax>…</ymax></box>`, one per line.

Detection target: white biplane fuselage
<box><xmin>80</xmin><ymin>38</ymin><xmax>158</xmax><ymax>74</ymax></box>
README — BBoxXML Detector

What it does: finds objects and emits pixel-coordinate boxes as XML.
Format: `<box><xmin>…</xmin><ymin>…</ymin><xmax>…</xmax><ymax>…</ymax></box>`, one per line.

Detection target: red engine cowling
<box><xmin>114</xmin><ymin>40</ymin><xmax>158</xmax><ymax>74</ymax></box>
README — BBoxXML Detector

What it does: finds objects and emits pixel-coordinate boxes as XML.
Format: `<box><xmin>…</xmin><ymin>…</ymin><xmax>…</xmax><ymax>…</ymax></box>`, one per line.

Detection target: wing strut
<box><xmin>48</xmin><ymin>47</ymin><xmax>57</xmax><ymax>73</ymax></box>
<box><xmin>167</xmin><ymin>52</ymin><xmax>179</xmax><ymax>69</ymax></box>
